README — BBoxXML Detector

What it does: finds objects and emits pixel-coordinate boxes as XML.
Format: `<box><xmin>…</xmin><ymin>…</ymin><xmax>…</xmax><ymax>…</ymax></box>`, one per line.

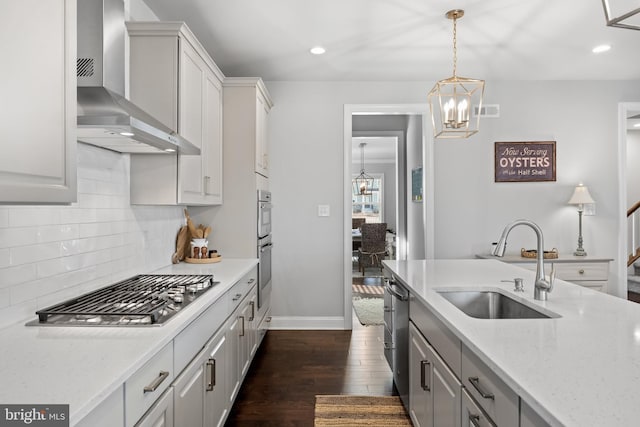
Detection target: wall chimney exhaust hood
<box><xmin>76</xmin><ymin>0</ymin><xmax>200</xmax><ymax>155</ymax></box>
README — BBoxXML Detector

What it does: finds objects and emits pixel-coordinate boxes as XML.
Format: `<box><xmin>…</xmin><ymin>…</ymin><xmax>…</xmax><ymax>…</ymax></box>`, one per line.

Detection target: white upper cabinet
<box><xmin>223</xmin><ymin>78</ymin><xmax>273</xmax><ymax>179</ymax></box>
<box><xmin>127</xmin><ymin>22</ymin><xmax>223</xmax><ymax>205</ymax></box>
<box><xmin>0</xmin><ymin>0</ymin><xmax>77</xmax><ymax>203</ymax></box>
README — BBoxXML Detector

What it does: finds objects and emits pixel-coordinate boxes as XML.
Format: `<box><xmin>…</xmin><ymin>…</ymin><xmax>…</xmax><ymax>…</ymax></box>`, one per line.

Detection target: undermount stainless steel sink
<box><xmin>437</xmin><ymin>290</ymin><xmax>558</xmax><ymax>319</ymax></box>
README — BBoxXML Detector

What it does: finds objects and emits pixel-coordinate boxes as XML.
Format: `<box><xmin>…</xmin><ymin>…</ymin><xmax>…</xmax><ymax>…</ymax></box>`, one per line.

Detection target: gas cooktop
<box><xmin>26</xmin><ymin>274</ymin><xmax>217</xmax><ymax>327</ymax></box>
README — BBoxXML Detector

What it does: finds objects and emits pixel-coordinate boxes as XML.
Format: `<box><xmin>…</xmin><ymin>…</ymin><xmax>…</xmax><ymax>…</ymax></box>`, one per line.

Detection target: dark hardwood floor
<box><xmin>224</xmin><ymin>312</ymin><xmax>394</xmax><ymax>426</ymax></box>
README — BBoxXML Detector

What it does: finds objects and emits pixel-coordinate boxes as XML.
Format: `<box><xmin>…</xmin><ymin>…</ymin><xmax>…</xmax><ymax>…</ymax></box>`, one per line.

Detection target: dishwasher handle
<box><xmin>384</xmin><ymin>278</ymin><xmax>409</xmax><ymax>301</ymax></box>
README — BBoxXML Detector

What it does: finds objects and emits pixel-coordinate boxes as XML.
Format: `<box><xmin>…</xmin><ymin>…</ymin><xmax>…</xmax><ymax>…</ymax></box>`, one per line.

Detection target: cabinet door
<box><xmin>521</xmin><ymin>400</ymin><xmax>551</xmax><ymax>427</ymax></box>
<box><xmin>0</xmin><ymin>0</ymin><xmax>76</xmax><ymax>203</ymax></box>
<box><xmin>409</xmin><ymin>323</ymin><xmax>461</xmax><ymax>427</ymax></box>
<box><xmin>226</xmin><ymin>315</ymin><xmax>242</xmax><ymax>404</ymax></box>
<box><xmin>255</xmin><ymin>93</ymin><xmax>269</xmax><ymax>177</ymax></box>
<box><xmin>409</xmin><ymin>324</ymin><xmax>431</xmax><ymax>427</ymax></box>
<box><xmin>238</xmin><ymin>300</ymin><xmax>252</xmax><ymax>378</ymax></box>
<box><xmin>135</xmin><ymin>387</ymin><xmax>174</xmax><ymax>427</ymax></box>
<box><xmin>178</xmin><ymin>38</ymin><xmax>205</xmax><ymax>203</ymax></box>
<box><xmin>173</xmin><ymin>347</ymin><xmax>208</xmax><ymax>427</ymax></box>
<box><xmin>205</xmin><ymin>331</ymin><xmax>229</xmax><ymax>427</ymax></box>
<box><xmin>201</xmin><ymin>72</ymin><xmax>223</xmax><ymax>204</ymax></box>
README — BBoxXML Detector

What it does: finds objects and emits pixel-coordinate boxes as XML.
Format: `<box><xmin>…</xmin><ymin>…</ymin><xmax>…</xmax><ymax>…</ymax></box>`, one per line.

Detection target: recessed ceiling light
<box><xmin>310</xmin><ymin>46</ymin><xmax>326</xmax><ymax>55</ymax></box>
<box><xmin>592</xmin><ymin>44</ymin><xmax>611</xmax><ymax>53</ymax></box>
<box><xmin>119</xmin><ymin>131</ymin><xmax>135</xmax><ymax>137</ymax></box>
<box><xmin>634</xmin><ymin>123</ymin><xmax>640</xmax><ymax>128</ymax></box>
<box><xmin>164</xmin><ymin>148</ymin><xmax>176</xmax><ymax>152</ymax></box>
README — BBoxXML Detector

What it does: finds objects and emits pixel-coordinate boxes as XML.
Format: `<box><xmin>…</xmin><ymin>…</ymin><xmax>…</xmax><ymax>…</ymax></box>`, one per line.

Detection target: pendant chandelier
<box><xmin>601</xmin><ymin>0</ymin><xmax>640</xmax><ymax>30</ymax></box>
<box><xmin>353</xmin><ymin>143</ymin><xmax>374</xmax><ymax>196</ymax></box>
<box><xmin>428</xmin><ymin>9</ymin><xmax>485</xmax><ymax>139</ymax></box>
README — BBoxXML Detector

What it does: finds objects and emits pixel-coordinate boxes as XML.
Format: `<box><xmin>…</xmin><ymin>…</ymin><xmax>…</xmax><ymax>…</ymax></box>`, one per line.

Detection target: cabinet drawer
<box><xmin>572</xmin><ymin>280</ymin><xmax>607</xmax><ymax>292</ymax></box>
<box><xmin>462</xmin><ymin>388</ymin><xmax>495</xmax><ymax>427</ymax></box>
<box><xmin>174</xmin><ymin>293</ymin><xmax>228</xmax><ymax>374</ymax></box>
<box><xmin>125</xmin><ymin>342</ymin><xmax>174</xmax><ymax>427</ymax></box>
<box><xmin>228</xmin><ymin>267</ymin><xmax>257</xmax><ymax>313</ymax></box>
<box><xmin>553</xmin><ymin>263</ymin><xmax>608</xmax><ymax>281</ymax></box>
<box><xmin>410</xmin><ymin>297</ymin><xmax>461</xmax><ymax>378</ymax></box>
<box><xmin>461</xmin><ymin>344</ymin><xmax>518</xmax><ymax>427</ymax></box>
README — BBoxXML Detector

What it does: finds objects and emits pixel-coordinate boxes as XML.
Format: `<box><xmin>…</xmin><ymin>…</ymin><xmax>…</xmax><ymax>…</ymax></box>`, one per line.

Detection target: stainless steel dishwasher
<box><xmin>383</xmin><ymin>271</ymin><xmax>410</xmax><ymax>411</ymax></box>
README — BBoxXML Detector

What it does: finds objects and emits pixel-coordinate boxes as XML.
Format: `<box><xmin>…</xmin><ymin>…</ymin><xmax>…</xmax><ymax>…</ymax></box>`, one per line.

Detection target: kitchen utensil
<box><xmin>203</xmin><ymin>226</ymin><xmax>212</xmax><ymax>238</ymax></box>
<box><xmin>172</xmin><ymin>225</ymin><xmax>189</xmax><ymax>263</ymax></box>
<box><xmin>184</xmin><ymin>209</ymin><xmax>198</xmax><ymax>238</ymax></box>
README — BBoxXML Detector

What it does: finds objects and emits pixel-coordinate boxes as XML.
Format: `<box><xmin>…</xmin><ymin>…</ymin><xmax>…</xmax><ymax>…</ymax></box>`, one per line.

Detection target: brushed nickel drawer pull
<box><xmin>248</xmin><ymin>278</ymin><xmax>255</xmax><ymax>284</ymax></box>
<box><xmin>206</xmin><ymin>358</ymin><xmax>215</xmax><ymax>391</ymax></box>
<box><xmin>143</xmin><ymin>371</ymin><xmax>169</xmax><ymax>393</ymax></box>
<box><xmin>249</xmin><ymin>301</ymin><xmax>255</xmax><ymax>321</ymax></box>
<box><xmin>420</xmin><ymin>360</ymin><xmax>431</xmax><ymax>391</ymax></box>
<box><xmin>468</xmin><ymin>376</ymin><xmax>495</xmax><ymax>400</ymax></box>
<box><xmin>239</xmin><ymin>316</ymin><xmax>245</xmax><ymax>337</ymax></box>
<box><xmin>579</xmin><ymin>269</ymin><xmax>585</xmax><ymax>274</ymax></box>
<box><xmin>232</xmin><ymin>293</ymin><xmax>243</xmax><ymax>301</ymax></box>
<box><xmin>469</xmin><ymin>414</ymin><xmax>482</xmax><ymax>427</ymax></box>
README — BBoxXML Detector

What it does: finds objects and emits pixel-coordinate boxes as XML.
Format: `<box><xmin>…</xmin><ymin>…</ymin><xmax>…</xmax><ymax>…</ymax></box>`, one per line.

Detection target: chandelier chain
<box><xmin>452</xmin><ymin>14</ymin><xmax>457</xmax><ymax>77</ymax></box>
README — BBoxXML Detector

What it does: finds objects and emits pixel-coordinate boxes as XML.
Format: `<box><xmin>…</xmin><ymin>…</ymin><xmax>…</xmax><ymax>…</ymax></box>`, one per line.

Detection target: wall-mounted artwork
<box><xmin>494</xmin><ymin>141</ymin><xmax>556</xmax><ymax>182</ymax></box>
<box><xmin>412</xmin><ymin>167</ymin><xmax>423</xmax><ymax>202</ymax></box>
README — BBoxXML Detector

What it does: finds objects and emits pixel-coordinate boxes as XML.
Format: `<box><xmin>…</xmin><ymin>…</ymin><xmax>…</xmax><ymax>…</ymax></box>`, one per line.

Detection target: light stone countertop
<box><xmin>0</xmin><ymin>258</ymin><xmax>257</xmax><ymax>426</ymax></box>
<box><xmin>383</xmin><ymin>258</ymin><xmax>640</xmax><ymax>427</ymax></box>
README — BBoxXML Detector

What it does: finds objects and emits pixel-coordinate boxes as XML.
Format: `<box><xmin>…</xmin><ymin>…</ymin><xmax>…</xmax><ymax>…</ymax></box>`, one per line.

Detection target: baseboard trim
<box><xmin>268</xmin><ymin>316</ymin><xmax>346</xmax><ymax>330</ymax></box>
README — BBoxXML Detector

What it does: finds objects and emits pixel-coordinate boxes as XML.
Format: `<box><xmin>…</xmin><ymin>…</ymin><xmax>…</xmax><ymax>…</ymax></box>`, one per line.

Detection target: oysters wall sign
<box><xmin>494</xmin><ymin>141</ymin><xmax>556</xmax><ymax>182</ymax></box>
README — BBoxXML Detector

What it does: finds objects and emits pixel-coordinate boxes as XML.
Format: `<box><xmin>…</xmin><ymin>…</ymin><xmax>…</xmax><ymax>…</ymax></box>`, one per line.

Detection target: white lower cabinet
<box><xmin>173</xmin><ymin>328</ymin><xmax>228</xmax><ymax>427</ymax></box>
<box><xmin>79</xmin><ymin>266</ymin><xmax>263</xmax><ymax>427</ymax></box>
<box><xmin>408</xmin><ymin>295</ymin><xmax>549</xmax><ymax>427</ymax></box>
<box><xmin>409</xmin><ymin>322</ymin><xmax>461</xmax><ymax>427</ymax></box>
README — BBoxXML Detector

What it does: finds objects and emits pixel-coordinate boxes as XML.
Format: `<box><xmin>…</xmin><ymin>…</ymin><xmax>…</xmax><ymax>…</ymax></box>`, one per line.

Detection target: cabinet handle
<box><xmin>206</xmin><ymin>358</ymin><xmax>215</xmax><ymax>391</ymax></box>
<box><xmin>469</xmin><ymin>414</ymin><xmax>482</xmax><ymax>427</ymax></box>
<box><xmin>420</xmin><ymin>360</ymin><xmax>431</xmax><ymax>391</ymax></box>
<box><xmin>383</xmin><ymin>342</ymin><xmax>394</xmax><ymax>350</ymax></box>
<box><xmin>249</xmin><ymin>301</ymin><xmax>255</xmax><ymax>321</ymax></box>
<box><xmin>232</xmin><ymin>293</ymin><xmax>243</xmax><ymax>301</ymax></box>
<box><xmin>239</xmin><ymin>316</ymin><xmax>245</xmax><ymax>337</ymax></box>
<box><xmin>468</xmin><ymin>376</ymin><xmax>495</xmax><ymax>400</ymax></box>
<box><xmin>248</xmin><ymin>278</ymin><xmax>255</xmax><ymax>284</ymax></box>
<box><xmin>579</xmin><ymin>269</ymin><xmax>585</xmax><ymax>275</ymax></box>
<box><xmin>143</xmin><ymin>371</ymin><xmax>169</xmax><ymax>393</ymax></box>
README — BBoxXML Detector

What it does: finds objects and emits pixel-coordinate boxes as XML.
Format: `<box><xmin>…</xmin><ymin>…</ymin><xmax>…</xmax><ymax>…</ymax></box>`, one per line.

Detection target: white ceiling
<box><xmin>352</xmin><ymin>137</ymin><xmax>397</xmax><ymax>165</ymax></box>
<box><xmin>143</xmin><ymin>0</ymin><xmax>640</xmax><ymax>82</ymax></box>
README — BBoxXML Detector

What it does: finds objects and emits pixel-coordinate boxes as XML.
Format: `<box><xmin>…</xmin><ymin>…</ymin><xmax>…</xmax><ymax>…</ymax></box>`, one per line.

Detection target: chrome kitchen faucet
<box><xmin>492</xmin><ymin>219</ymin><xmax>555</xmax><ymax>301</ymax></box>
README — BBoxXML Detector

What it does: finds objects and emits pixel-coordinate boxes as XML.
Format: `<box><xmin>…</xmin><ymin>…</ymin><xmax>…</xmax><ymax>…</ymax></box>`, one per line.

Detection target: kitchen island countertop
<box><xmin>383</xmin><ymin>258</ymin><xmax>640</xmax><ymax>427</ymax></box>
<box><xmin>0</xmin><ymin>258</ymin><xmax>257</xmax><ymax>425</ymax></box>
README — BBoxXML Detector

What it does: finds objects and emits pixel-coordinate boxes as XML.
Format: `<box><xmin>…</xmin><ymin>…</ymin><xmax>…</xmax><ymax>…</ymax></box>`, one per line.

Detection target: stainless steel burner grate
<box><xmin>32</xmin><ymin>274</ymin><xmax>215</xmax><ymax>326</ymax></box>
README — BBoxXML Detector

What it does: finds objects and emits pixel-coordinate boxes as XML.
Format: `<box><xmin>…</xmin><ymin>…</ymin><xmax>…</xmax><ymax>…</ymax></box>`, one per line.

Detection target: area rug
<box><xmin>352</xmin><ymin>296</ymin><xmax>384</xmax><ymax>326</ymax></box>
<box><xmin>314</xmin><ymin>395</ymin><xmax>411</xmax><ymax>426</ymax></box>
<box><xmin>352</xmin><ymin>276</ymin><xmax>384</xmax><ymax>297</ymax></box>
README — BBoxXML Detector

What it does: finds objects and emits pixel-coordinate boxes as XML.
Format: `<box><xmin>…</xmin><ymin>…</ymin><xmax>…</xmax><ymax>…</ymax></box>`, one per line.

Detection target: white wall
<box><xmin>406</xmin><ymin>115</ymin><xmax>425</xmax><ymax>259</ymax></box>
<box><xmin>267</xmin><ymin>80</ymin><xmax>640</xmax><ymax>324</ymax></box>
<box><xmin>0</xmin><ymin>144</ymin><xmax>183</xmax><ymax>329</ymax></box>
<box><xmin>627</xmin><ymin>131</ymin><xmax>640</xmax><ymax>207</ymax></box>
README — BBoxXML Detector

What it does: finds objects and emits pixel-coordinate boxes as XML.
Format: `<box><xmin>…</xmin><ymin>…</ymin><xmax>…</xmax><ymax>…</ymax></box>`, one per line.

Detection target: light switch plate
<box><xmin>318</xmin><ymin>205</ymin><xmax>330</xmax><ymax>217</ymax></box>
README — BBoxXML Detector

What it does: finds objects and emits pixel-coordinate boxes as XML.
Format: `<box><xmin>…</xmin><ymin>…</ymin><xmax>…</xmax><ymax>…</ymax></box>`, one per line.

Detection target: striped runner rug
<box><xmin>314</xmin><ymin>395</ymin><xmax>411</xmax><ymax>426</ymax></box>
<box><xmin>352</xmin><ymin>276</ymin><xmax>384</xmax><ymax>296</ymax></box>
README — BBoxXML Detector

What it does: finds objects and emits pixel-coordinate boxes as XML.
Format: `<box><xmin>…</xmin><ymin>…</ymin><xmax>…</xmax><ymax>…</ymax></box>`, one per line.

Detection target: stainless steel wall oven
<box><xmin>257</xmin><ymin>190</ymin><xmax>273</xmax><ymax>310</ymax></box>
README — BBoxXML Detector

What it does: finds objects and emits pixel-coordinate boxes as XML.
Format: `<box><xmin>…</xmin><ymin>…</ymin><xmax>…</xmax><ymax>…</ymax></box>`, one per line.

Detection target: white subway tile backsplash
<box><xmin>10</xmin><ymin>242</ymin><xmax>63</xmax><ymax>266</ymax></box>
<box><xmin>0</xmin><ymin>208</ymin><xmax>8</xmax><ymax>228</ymax></box>
<box><xmin>0</xmin><ymin>249</ymin><xmax>9</xmax><ymax>269</ymax></box>
<box><xmin>8</xmin><ymin>208</ymin><xmax>62</xmax><ymax>227</ymax></box>
<box><xmin>0</xmin><ymin>227</ymin><xmax>38</xmax><ymax>249</ymax></box>
<box><xmin>0</xmin><ymin>144</ymin><xmax>183</xmax><ymax>328</ymax></box>
<box><xmin>0</xmin><ymin>264</ymin><xmax>37</xmax><ymax>289</ymax></box>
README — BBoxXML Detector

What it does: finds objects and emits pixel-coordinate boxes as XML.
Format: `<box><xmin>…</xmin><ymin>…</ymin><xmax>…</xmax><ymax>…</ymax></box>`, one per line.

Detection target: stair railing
<box><xmin>628</xmin><ymin>200</ymin><xmax>640</xmax><ymax>266</ymax></box>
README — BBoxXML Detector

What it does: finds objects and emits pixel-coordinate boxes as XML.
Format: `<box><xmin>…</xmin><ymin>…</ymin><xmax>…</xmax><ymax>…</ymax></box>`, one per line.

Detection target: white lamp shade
<box><xmin>568</xmin><ymin>185</ymin><xmax>595</xmax><ymax>205</ymax></box>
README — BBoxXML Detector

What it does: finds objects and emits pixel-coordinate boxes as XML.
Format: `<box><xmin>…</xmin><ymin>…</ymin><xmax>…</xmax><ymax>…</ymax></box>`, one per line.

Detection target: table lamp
<box><xmin>568</xmin><ymin>184</ymin><xmax>595</xmax><ymax>256</ymax></box>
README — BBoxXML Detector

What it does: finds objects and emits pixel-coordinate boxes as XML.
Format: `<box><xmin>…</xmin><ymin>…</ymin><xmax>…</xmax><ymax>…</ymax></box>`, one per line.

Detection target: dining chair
<box><xmin>358</xmin><ymin>223</ymin><xmax>387</xmax><ymax>274</ymax></box>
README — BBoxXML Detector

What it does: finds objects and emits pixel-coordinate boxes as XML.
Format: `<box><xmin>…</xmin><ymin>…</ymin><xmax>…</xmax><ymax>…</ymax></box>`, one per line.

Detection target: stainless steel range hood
<box><xmin>76</xmin><ymin>0</ymin><xmax>200</xmax><ymax>155</ymax></box>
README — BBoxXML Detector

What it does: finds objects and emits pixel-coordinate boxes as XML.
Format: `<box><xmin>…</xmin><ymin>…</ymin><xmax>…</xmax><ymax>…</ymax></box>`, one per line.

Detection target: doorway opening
<box><xmin>343</xmin><ymin>104</ymin><xmax>434</xmax><ymax>329</ymax></box>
